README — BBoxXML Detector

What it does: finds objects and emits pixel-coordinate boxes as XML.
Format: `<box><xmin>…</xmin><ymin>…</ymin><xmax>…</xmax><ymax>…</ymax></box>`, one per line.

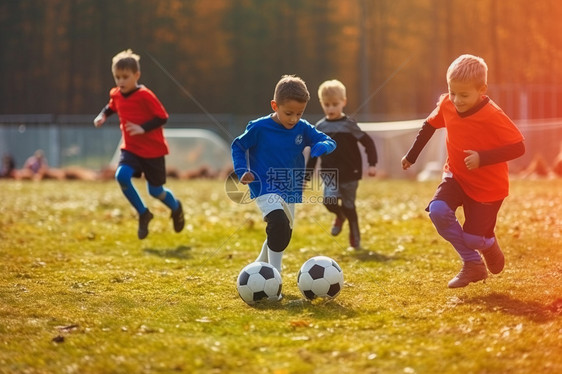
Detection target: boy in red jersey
<box><xmin>93</xmin><ymin>49</ymin><xmax>184</xmax><ymax>239</ymax></box>
<box><xmin>401</xmin><ymin>54</ymin><xmax>525</xmax><ymax>288</ymax></box>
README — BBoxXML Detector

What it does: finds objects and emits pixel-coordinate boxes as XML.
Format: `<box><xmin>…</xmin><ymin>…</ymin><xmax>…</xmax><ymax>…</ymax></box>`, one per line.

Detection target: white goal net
<box><xmin>110</xmin><ymin>128</ymin><xmax>232</xmax><ymax>175</ymax></box>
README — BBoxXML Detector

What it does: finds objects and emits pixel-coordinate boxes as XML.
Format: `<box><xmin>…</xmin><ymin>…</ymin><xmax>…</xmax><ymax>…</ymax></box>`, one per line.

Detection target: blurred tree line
<box><xmin>1</xmin><ymin>0</ymin><xmax>561</xmax><ymax>120</ymax></box>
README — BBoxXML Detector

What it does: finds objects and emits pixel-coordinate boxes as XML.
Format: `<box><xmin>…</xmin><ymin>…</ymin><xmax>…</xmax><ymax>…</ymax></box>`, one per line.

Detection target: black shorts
<box><xmin>119</xmin><ymin>149</ymin><xmax>166</xmax><ymax>186</ymax></box>
<box><xmin>426</xmin><ymin>177</ymin><xmax>503</xmax><ymax>238</ymax></box>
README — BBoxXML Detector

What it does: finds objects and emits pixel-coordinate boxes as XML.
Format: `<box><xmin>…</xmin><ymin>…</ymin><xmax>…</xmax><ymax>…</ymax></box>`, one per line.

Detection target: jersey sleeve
<box><xmin>425</xmin><ymin>94</ymin><xmax>448</xmax><ymax>129</ymax></box>
<box><xmin>231</xmin><ymin>122</ymin><xmax>258</xmax><ymax>178</ymax></box>
<box><xmin>304</xmin><ymin>121</ymin><xmax>336</xmax><ymax>154</ymax></box>
<box><xmin>404</xmin><ymin>121</ymin><xmax>437</xmax><ymax>164</ymax></box>
<box><xmin>140</xmin><ymin>89</ymin><xmax>168</xmax><ymax>121</ymax></box>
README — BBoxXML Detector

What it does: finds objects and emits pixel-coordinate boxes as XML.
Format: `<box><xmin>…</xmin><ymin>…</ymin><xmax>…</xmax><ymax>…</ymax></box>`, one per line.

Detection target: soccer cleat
<box><xmin>331</xmin><ymin>216</ymin><xmax>346</xmax><ymax>236</ymax></box>
<box><xmin>138</xmin><ymin>209</ymin><xmax>154</xmax><ymax>240</ymax></box>
<box><xmin>480</xmin><ymin>240</ymin><xmax>505</xmax><ymax>274</ymax></box>
<box><xmin>447</xmin><ymin>261</ymin><xmax>488</xmax><ymax>288</ymax></box>
<box><xmin>171</xmin><ymin>201</ymin><xmax>185</xmax><ymax>233</ymax></box>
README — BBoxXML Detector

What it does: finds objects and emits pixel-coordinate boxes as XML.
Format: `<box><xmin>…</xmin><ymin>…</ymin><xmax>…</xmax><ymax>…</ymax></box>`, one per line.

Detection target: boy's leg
<box><xmin>148</xmin><ymin>184</ymin><xmax>184</xmax><ymax>233</ymax></box>
<box><xmin>264</xmin><ymin>209</ymin><xmax>292</xmax><ymax>274</ymax></box>
<box><xmin>115</xmin><ymin>164</ymin><xmax>152</xmax><ymax>239</ymax></box>
<box><xmin>463</xmin><ymin>199</ymin><xmax>504</xmax><ymax>274</ymax></box>
<box><xmin>323</xmin><ymin>184</ymin><xmax>345</xmax><ymax>235</ymax></box>
<box><xmin>428</xmin><ymin>200</ymin><xmax>483</xmax><ymax>263</ymax></box>
<box><xmin>143</xmin><ymin>155</ymin><xmax>184</xmax><ymax>233</ymax></box>
<box><xmin>429</xmin><ymin>200</ymin><xmax>487</xmax><ymax>288</ymax></box>
<box><xmin>256</xmin><ymin>194</ymin><xmax>294</xmax><ymax>274</ymax></box>
<box><xmin>340</xmin><ymin>181</ymin><xmax>360</xmax><ymax>249</ymax></box>
<box><xmin>255</xmin><ymin>240</ymin><xmax>269</xmax><ymax>263</ymax></box>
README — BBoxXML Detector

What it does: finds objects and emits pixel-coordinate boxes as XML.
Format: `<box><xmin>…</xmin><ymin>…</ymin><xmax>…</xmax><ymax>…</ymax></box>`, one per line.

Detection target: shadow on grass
<box><xmin>350</xmin><ymin>247</ymin><xmax>395</xmax><ymax>263</ymax></box>
<box><xmin>248</xmin><ymin>294</ymin><xmax>358</xmax><ymax>318</ymax></box>
<box><xmin>143</xmin><ymin>245</ymin><xmax>192</xmax><ymax>260</ymax></box>
<box><xmin>284</xmin><ymin>295</ymin><xmax>359</xmax><ymax>318</ymax></box>
<box><xmin>462</xmin><ymin>292</ymin><xmax>558</xmax><ymax>323</ymax></box>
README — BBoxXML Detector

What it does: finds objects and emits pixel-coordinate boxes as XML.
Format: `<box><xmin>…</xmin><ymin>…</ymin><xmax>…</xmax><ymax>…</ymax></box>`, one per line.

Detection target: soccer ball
<box><xmin>297</xmin><ymin>256</ymin><xmax>344</xmax><ymax>300</ymax></box>
<box><xmin>237</xmin><ymin>262</ymin><xmax>282</xmax><ymax>305</ymax></box>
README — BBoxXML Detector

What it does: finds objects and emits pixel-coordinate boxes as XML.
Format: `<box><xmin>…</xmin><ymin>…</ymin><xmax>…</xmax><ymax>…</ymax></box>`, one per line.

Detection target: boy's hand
<box><xmin>401</xmin><ymin>156</ymin><xmax>412</xmax><ymax>170</ymax></box>
<box><xmin>367</xmin><ymin>166</ymin><xmax>377</xmax><ymax>177</ymax></box>
<box><xmin>93</xmin><ymin>114</ymin><xmax>106</xmax><ymax>127</ymax></box>
<box><xmin>239</xmin><ymin>171</ymin><xmax>255</xmax><ymax>185</ymax></box>
<box><xmin>125</xmin><ymin>121</ymin><xmax>145</xmax><ymax>136</ymax></box>
<box><xmin>310</xmin><ymin>143</ymin><xmax>328</xmax><ymax>158</ymax></box>
<box><xmin>464</xmin><ymin>150</ymin><xmax>480</xmax><ymax>170</ymax></box>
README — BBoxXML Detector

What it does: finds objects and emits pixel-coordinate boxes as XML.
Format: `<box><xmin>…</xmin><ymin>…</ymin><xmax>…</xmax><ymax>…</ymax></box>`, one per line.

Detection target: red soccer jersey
<box><xmin>426</xmin><ymin>94</ymin><xmax>524</xmax><ymax>202</ymax></box>
<box><xmin>108</xmin><ymin>86</ymin><xmax>169</xmax><ymax>158</ymax></box>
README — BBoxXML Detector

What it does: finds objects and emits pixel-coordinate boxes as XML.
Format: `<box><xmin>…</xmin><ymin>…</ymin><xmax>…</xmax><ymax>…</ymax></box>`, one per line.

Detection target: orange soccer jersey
<box><xmin>426</xmin><ymin>94</ymin><xmax>524</xmax><ymax>202</ymax></box>
<box><xmin>108</xmin><ymin>86</ymin><xmax>169</xmax><ymax>158</ymax></box>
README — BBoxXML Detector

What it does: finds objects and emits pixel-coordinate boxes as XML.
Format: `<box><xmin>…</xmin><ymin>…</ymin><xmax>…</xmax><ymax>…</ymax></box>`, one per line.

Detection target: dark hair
<box><xmin>273</xmin><ymin>75</ymin><xmax>310</xmax><ymax>104</ymax></box>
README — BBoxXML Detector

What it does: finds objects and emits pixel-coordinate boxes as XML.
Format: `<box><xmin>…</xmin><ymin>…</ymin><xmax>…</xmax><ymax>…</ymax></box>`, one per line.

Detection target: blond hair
<box><xmin>318</xmin><ymin>79</ymin><xmax>346</xmax><ymax>102</ymax></box>
<box><xmin>273</xmin><ymin>75</ymin><xmax>310</xmax><ymax>104</ymax></box>
<box><xmin>112</xmin><ymin>49</ymin><xmax>141</xmax><ymax>73</ymax></box>
<box><xmin>447</xmin><ymin>54</ymin><xmax>487</xmax><ymax>87</ymax></box>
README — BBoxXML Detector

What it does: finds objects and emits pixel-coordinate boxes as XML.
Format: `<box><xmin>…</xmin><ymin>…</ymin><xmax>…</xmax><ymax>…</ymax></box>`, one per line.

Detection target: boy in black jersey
<box><xmin>307</xmin><ymin>79</ymin><xmax>378</xmax><ymax>249</ymax></box>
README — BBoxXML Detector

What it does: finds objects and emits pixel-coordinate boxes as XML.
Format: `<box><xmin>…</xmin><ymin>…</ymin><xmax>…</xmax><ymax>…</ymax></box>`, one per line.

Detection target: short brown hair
<box><xmin>447</xmin><ymin>54</ymin><xmax>487</xmax><ymax>87</ymax></box>
<box><xmin>112</xmin><ymin>49</ymin><xmax>141</xmax><ymax>73</ymax></box>
<box><xmin>273</xmin><ymin>75</ymin><xmax>310</xmax><ymax>105</ymax></box>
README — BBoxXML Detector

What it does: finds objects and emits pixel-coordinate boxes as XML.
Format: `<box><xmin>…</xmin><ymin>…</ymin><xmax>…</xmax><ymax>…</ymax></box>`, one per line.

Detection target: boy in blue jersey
<box><xmin>231</xmin><ymin>75</ymin><xmax>336</xmax><ymax>275</ymax></box>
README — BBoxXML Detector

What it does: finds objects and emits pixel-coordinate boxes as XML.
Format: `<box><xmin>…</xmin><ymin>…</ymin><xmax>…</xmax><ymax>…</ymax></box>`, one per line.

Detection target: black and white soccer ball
<box><xmin>237</xmin><ymin>262</ymin><xmax>282</xmax><ymax>305</ymax></box>
<box><xmin>297</xmin><ymin>256</ymin><xmax>344</xmax><ymax>300</ymax></box>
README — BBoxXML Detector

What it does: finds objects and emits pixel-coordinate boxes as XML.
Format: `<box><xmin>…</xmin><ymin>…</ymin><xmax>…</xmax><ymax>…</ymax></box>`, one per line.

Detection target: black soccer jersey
<box><xmin>307</xmin><ymin>116</ymin><xmax>378</xmax><ymax>183</ymax></box>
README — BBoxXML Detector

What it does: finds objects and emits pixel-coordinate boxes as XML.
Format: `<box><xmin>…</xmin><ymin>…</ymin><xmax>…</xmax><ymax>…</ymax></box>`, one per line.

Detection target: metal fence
<box><xmin>1</xmin><ymin>100</ymin><xmax>561</xmax><ymax>175</ymax></box>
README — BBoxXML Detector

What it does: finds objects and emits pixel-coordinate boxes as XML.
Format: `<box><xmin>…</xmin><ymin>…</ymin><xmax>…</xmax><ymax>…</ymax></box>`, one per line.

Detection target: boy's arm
<box><xmin>231</xmin><ymin>124</ymin><xmax>258</xmax><ymax>179</ymax></box>
<box><xmin>307</xmin><ymin>124</ymin><xmax>336</xmax><ymax>157</ymax></box>
<box><xmin>100</xmin><ymin>105</ymin><xmax>115</xmax><ymax>118</ymax></box>
<box><xmin>93</xmin><ymin>105</ymin><xmax>115</xmax><ymax>127</ymax></box>
<box><xmin>310</xmin><ymin>138</ymin><xmax>336</xmax><ymax>157</ymax></box>
<box><xmin>358</xmin><ymin>133</ymin><xmax>378</xmax><ymax>166</ymax></box>
<box><xmin>478</xmin><ymin>141</ymin><xmax>525</xmax><ymax>166</ymax></box>
<box><xmin>140</xmin><ymin>116</ymin><xmax>167</xmax><ymax>132</ymax></box>
<box><xmin>404</xmin><ymin>121</ymin><xmax>436</xmax><ymax>164</ymax></box>
<box><xmin>231</xmin><ymin>139</ymin><xmax>248</xmax><ymax>177</ymax></box>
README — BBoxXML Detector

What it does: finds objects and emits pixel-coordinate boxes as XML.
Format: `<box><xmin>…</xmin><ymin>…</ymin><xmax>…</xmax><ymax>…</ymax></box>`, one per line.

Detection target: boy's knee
<box><xmin>428</xmin><ymin>200</ymin><xmax>454</xmax><ymax>227</ymax></box>
<box><xmin>115</xmin><ymin>166</ymin><xmax>133</xmax><ymax>186</ymax></box>
<box><xmin>148</xmin><ymin>184</ymin><xmax>165</xmax><ymax>199</ymax></box>
<box><xmin>265</xmin><ymin>209</ymin><xmax>292</xmax><ymax>252</ymax></box>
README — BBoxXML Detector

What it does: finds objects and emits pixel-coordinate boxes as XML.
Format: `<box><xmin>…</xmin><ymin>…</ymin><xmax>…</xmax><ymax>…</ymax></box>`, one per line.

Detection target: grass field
<box><xmin>0</xmin><ymin>178</ymin><xmax>561</xmax><ymax>374</ymax></box>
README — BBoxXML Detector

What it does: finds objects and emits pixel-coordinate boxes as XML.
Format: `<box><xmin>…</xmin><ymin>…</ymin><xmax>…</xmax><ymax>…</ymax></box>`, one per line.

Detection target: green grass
<box><xmin>0</xmin><ymin>178</ymin><xmax>561</xmax><ymax>374</ymax></box>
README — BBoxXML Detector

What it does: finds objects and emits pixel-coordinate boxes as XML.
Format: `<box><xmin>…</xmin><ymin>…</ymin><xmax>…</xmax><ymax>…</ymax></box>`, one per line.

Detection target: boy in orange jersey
<box><xmin>93</xmin><ymin>49</ymin><xmax>184</xmax><ymax>239</ymax></box>
<box><xmin>401</xmin><ymin>54</ymin><xmax>525</xmax><ymax>288</ymax></box>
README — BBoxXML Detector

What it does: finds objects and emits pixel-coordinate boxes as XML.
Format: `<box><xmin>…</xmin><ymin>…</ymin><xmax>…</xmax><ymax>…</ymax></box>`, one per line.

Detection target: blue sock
<box><xmin>115</xmin><ymin>165</ymin><xmax>146</xmax><ymax>214</ymax></box>
<box><xmin>428</xmin><ymin>200</ymin><xmax>482</xmax><ymax>263</ymax></box>
<box><xmin>148</xmin><ymin>184</ymin><xmax>179</xmax><ymax>211</ymax></box>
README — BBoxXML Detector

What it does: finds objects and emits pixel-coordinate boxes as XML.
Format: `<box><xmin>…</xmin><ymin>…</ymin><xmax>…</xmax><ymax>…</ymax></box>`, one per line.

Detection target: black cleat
<box><xmin>138</xmin><ymin>209</ymin><xmax>153</xmax><ymax>240</ymax></box>
<box><xmin>171</xmin><ymin>201</ymin><xmax>185</xmax><ymax>233</ymax></box>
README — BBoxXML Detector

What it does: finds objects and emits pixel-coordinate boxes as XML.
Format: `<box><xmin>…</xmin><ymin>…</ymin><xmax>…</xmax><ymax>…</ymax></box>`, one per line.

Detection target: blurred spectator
<box><xmin>0</xmin><ymin>153</ymin><xmax>16</xmax><ymax>178</ymax></box>
<box><xmin>16</xmin><ymin>149</ymin><xmax>64</xmax><ymax>180</ymax></box>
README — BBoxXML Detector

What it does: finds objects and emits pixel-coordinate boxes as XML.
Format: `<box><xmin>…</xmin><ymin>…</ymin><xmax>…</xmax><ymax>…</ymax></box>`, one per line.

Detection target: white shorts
<box><xmin>255</xmin><ymin>193</ymin><xmax>295</xmax><ymax>229</ymax></box>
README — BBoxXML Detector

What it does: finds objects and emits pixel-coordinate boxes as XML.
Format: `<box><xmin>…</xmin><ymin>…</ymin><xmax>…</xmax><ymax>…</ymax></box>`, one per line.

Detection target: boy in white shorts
<box><xmin>231</xmin><ymin>75</ymin><xmax>336</xmax><ymax>274</ymax></box>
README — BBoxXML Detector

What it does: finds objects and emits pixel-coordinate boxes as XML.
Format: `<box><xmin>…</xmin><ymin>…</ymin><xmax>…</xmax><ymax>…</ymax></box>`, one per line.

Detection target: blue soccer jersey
<box><xmin>231</xmin><ymin>115</ymin><xmax>335</xmax><ymax>203</ymax></box>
